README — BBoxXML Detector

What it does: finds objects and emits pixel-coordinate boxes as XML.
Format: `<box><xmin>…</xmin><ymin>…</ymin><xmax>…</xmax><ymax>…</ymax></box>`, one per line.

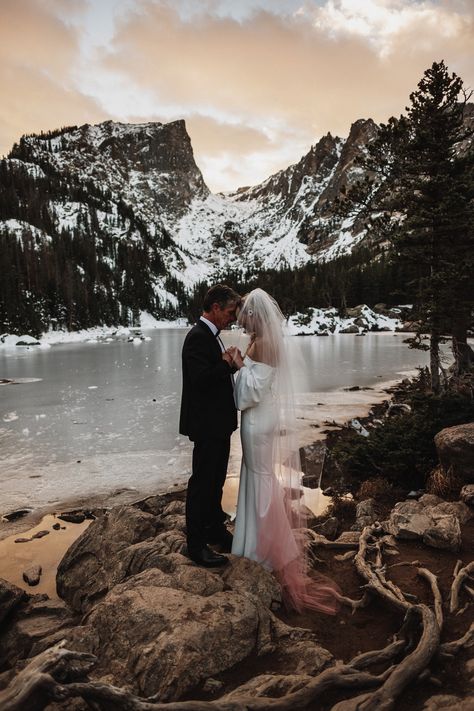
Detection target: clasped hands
<box><xmin>222</xmin><ymin>345</ymin><xmax>244</xmax><ymax>369</ymax></box>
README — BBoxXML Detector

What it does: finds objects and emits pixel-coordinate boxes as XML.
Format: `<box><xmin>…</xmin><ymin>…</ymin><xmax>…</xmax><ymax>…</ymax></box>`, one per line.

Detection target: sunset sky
<box><xmin>1</xmin><ymin>0</ymin><xmax>473</xmax><ymax>192</ymax></box>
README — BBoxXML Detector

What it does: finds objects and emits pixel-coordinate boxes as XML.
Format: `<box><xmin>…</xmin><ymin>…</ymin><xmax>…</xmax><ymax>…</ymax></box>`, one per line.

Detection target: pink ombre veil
<box><xmin>237</xmin><ymin>288</ymin><xmax>340</xmax><ymax>615</ymax></box>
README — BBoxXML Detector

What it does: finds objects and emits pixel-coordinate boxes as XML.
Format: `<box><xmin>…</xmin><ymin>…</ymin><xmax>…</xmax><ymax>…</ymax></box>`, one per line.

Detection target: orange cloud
<box><xmin>100</xmin><ymin>1</ymin><xmax>474</xmax><ymax>189</ymax></box>
<box><xmin>0</xmin><ymin>0</ymin><xmax>106</xmax><ymax>156</ymax></box>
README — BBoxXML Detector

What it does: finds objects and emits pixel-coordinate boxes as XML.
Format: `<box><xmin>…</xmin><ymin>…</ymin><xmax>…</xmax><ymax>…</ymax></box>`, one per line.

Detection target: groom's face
<box><xmin>211</xmin><ymin>301</ymin><xmax>238</xmax><ymax>330</ymax></box>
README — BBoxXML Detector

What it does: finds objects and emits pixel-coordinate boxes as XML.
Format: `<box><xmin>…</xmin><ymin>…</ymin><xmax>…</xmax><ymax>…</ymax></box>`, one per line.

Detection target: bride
<box><xmin>227</xmin><ymin>288</ymin><xmax>340</xmax><ymax>615</ymax></box>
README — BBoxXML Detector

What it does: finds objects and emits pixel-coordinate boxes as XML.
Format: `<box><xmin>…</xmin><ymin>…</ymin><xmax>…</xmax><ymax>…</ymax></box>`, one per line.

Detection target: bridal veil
<box><xmin>236</xmin><ymin>288</ymin><xmax>340</xmax><ymax>615</ymax></box>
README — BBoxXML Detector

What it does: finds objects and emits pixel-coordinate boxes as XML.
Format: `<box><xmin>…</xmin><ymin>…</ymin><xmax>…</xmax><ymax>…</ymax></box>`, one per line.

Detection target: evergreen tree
<box><xmin>341</xmin><ymin>61</ymin><xmax>474</xmax><ymax>392</ymax></box>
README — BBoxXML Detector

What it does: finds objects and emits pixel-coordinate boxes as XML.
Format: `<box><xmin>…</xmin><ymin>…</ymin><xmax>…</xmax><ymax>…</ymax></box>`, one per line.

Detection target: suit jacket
<box><xmin>179</xmin><ymin>320</ymin><xmax>237</xmax><ymax>441</ymax></box>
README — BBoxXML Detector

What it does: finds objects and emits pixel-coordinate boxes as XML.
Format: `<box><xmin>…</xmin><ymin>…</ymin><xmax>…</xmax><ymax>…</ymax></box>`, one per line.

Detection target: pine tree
<box><xmin>343</xmin><ymin>61</ymin><xmax>474</xmax><ymax>392</ymax></box>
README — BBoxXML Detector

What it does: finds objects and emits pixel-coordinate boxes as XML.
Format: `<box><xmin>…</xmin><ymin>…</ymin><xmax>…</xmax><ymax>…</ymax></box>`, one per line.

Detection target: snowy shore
<box><xmin>0</xmin><ymin>304</ymin><xmax>412</xmax><ymax>352</ymax></box>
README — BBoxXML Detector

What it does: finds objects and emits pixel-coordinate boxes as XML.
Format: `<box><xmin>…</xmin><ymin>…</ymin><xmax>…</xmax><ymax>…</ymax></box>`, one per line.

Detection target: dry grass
<box><xmin>326</xmin><ymin>494</ymin><xmax>357</xmax><ymax>527</ymax></box>
<box><xmin>357</xmin><ymin>477</ymin><xmax>394</xmax><ymax>501</ymax></box>
<box><xmin>426</xmin><ymin>465</ymin><xmax>463</xmax><ymax>500</ymax></box>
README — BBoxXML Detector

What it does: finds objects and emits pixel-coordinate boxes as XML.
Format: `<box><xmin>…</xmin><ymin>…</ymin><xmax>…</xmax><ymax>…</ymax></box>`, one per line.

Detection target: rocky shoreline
<box><xmin>0</xmin><ymin>419</ymin><xmax>473</xmax><ymax>710</ymax></box>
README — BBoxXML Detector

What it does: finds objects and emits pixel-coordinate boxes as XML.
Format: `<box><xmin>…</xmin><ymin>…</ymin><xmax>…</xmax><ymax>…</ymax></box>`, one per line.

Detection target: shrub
<box><xmin>331</xmin><ymin>391</ymin><xmax>474</xmax><ymax>492</ymax></box>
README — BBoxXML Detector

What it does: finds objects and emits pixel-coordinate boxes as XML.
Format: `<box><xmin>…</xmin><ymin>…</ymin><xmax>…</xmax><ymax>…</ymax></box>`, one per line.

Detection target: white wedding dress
<box><xmin>231</xmin><ymin>355</ymin><xmax>340</xmax><ymax>614</ymax></box>
<box><xmin>231</xmin><ymin>356</ymin><xmax>299</xmax><ymax>570</ymax></box>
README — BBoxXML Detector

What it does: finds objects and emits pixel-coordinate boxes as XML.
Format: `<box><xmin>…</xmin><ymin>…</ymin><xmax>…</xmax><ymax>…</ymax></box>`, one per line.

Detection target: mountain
<box><xmin>0</xmin><ymin>109</ymin><xmax>471</xmax><ymax>333</ymax></box>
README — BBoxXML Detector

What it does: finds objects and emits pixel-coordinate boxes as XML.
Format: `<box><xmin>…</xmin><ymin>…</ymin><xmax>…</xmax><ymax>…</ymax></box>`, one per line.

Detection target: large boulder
<box><xmin>0</xmin><ymin>597</ymin><xmax>77</xmax><ymax>668</ymax></box>
<box><xmin>65</xmin><ymin>563</ymin><xmax>282</xmax><ymax>701</ymax></box>
<box><xmin>52</xmin><ymin>494</ymin><xmax>335</xmax><ymax>703</ymax></box>
<box><xmin>425</xmin><ymin>501</ymin><xmax>472</xmax><ymax>525</ymax></box>
<box><xmin>386</xmin><ymin>501</ymin><xmax>432</xmax><ymax>540</ymax></box>
<box><xmin>56</xmin><ymin>505</ymin><xmax>164</xmax><ymax>612</ymax></box>
<box><xmin>434</xmin><ymin>423</ymin><xmax>474</xmax><ymax>483</ymax></box>
<box><xmin>386</xmin><ymin>499</ymin><xmax>466</xmax><ymax>552</ymax></box>
<box><xmin>0</xmin><ymin>578</ymin><xmax>26</xmax><ymax>626</ymax></box>
<box><xmin>422</xmin><ymin>514</ymin><xmax>462</xmax><ymax>552</ymax></box>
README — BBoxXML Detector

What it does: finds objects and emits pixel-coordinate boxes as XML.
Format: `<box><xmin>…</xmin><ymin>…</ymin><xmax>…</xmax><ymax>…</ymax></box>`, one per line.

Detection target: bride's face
<box><xmin>237</xmin><ymin>304</ymin><xmax>255</xmax><ymax>333</ymax></box>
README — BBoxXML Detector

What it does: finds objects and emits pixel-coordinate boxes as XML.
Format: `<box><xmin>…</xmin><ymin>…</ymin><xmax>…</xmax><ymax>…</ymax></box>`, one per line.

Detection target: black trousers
<box><xmin>185</xmin><ymin>435</ymin><xmax>230</xmax><ymax>555</ymax></box>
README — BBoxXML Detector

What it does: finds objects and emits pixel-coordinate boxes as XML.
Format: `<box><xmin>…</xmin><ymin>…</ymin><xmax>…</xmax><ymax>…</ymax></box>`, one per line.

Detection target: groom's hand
<box><xmin>226</xmin><ymin>346</ymin><xmax>244</xmax><ymax>369</ymax></box>
<box><xmin>222</xmin><ymin>350</ymin><xmax>234</xmax><ymax>366</ymax></box>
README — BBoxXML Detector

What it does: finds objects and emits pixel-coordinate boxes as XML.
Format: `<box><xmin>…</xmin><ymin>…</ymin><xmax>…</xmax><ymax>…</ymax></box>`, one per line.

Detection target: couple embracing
<box><xmin>179</xmin><ymin>284</ymin><xmax>340</xmax><ymax>615</ymax></box>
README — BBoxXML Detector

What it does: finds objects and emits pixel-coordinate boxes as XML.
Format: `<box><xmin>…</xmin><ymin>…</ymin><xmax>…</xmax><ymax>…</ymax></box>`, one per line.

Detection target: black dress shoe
<box><xmin>188</xmin><ymin>545</ymin><xmax>228</xmax><ymax>567</ymax></box>
<box><xmin>207</xmin><ymin>528</ymin><xmax>233</xmax><ymax>553</ymax></box>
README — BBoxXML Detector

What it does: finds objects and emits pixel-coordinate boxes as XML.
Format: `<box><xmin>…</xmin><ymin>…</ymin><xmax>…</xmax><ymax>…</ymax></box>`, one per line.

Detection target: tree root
<box><xmin>0</xmin><ymin>641</ymin><xmax>96</xmax><ymax>711</ymax></box>
<box><xmin>449</xmin><ymin>561</ymin><xmax>474</xmax><ymax>613</ymax></box>
<box><xmin>417</xmin><ymin>567</ymin><xmax>443</xmax><ymax>630</ymax></box>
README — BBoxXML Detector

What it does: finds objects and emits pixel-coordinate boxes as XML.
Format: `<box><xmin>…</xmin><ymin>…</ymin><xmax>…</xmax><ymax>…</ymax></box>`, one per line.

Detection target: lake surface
<box><xmin>0</xmin><ymin>330</ymin><xmax>431</xmax><ymax>516</ymax></box>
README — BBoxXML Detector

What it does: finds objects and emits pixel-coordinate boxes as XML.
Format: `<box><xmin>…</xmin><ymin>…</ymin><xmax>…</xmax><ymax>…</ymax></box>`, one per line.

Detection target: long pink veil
<box><xmin>237</xmin><ymin>288</ymin><xmax>340</xmax><ymax>615</ymax></box>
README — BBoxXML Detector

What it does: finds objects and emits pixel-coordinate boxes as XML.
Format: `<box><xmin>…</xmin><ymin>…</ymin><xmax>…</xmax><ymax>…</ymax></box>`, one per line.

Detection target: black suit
<box><xmin>179</xmin><ymin>320</ymin><xmax>237</xmax><ymax>555</ymax></box>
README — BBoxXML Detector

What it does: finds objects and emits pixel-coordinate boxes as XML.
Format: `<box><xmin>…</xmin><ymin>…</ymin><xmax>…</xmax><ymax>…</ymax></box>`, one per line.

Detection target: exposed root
<box><xmin>338</xmin><ymin>590</ymin><xmax>371</xmax><ymax>613</ymax></box>
<box><xmin>449</xmin><ymin>561</ymin><xmax>474</xmax><ymax>613</ymax></box>
<box><xmin>417</xmin><ymin>567</ymin><xmax>443</xmax><ymax>630</ymax></box>
<box><xmin>438</xmin><ymin>622</ymin><xmax>474</xmax><ymax>659</ymax></box>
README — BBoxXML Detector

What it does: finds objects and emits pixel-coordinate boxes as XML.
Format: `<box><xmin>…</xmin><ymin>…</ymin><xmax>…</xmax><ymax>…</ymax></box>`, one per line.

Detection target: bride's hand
<box><xmin>226</xmin><ymin>346</ymin><xmax>244</xmax><ymax>369</ymax></box>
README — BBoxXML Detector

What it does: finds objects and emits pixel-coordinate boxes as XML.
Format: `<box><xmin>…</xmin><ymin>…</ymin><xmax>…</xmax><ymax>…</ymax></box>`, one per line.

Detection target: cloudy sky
<box><xmin>1</xmin><ymin>0</ymin><xmax>473</xmax><ymax>191</ymax></box>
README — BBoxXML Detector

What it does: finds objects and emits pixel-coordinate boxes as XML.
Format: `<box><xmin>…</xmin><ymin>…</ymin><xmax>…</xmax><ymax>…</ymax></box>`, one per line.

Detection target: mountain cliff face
<box><xmin>0</xmin><ymin>109</ymin><xmax>470</xmax><ymax>332</ymax></box>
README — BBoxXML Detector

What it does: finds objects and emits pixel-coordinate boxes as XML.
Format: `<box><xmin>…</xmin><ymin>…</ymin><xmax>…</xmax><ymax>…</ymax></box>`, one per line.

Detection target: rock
<box><xmin>202</xmin><ymin>678</ymin><xmax>224</xmax><ymax>694</ymax></box>
<box><xmin>0</xmin><ymin>597</ymin><xmax>77</xmax><ymax>668</ymax></box>
<box><xmin>407</xmin><ymin>490</ymin><xmax>423</xmax><ymax>499</ymax></box>
<box><xmin>57</xmin><ymin>504</ymin><xmax>159</xmax><ymax>612</ymax></box>
<box><xmin>66</xmin><ymin>567</ymin><xmax>278</xmax><ymax>701</ymax></box>
<box><xmin>423</xmin><ymin>514</ymin><xmax>462</xmax><ymax>552</ymax></box>
<box><xmin>340</xmin><ymin>324</ymin><xmax>359</xmax><ymax>334</ymax></box>
<box><xmin>2</xmin><ymin>508</ymin><xmax>33</xmax><ymax>522</ymax></box>
<box><xmin>387</xmin><ymin>501</ymin><xmax>432</xmax><ymax>540</ymax></box>
<box><xmin>161</xmin><ymin>499</ymin><xmax>186</xmax><ymax>517</ymax></box>
<box><xmin>22</xmin><ymin>565</ymin><xmax>42</xmax><ymax>586</ymax></box>
<box><xmin>52</xmin><ymin>522</ymin><xmax>61</xmax><ymax>530</ymax></box>
<box><xmin>386</xmin><ymin>402</ymin><xmax>411</xmax><ymax>417</ymax></box>
<box><xmin>223</xmin><ymin>556</ymin><xmax>281</xmax><ymax>609</ymax></box>
<box><xmin>356</xmin><ymin>499</ymin><xmax>376</xmax><ymax>519</ymax></box>
<box><xmin>418</xmin><ymin>494</ymin><xmax>443</xmax><ymax>508</ymax></box>
<box><xmin>14</xmin><ymin>537</ymin><xmax>31</xmax><ymax>543</ymax></box>
<box><xmin>427</xmin><ymin>501</ymin><xmax>472</xmax><ymax>525</ymax></box>
<box><xmin>460</xmin><ymin>484</ymin><xmax>474</xmax><ymax>506</ymax></box>
<box><xmin>31</xmin><ymin>530</ymin><xmax>49</xmax><ymax>539</ymax></box>
<box><xmin>58</xmin><ymin>512</ymin><xmax>86</xmax><ymax>524</ymax></box>
<box><xmin>435</xmin><ymin>423</ymin><xmax>474</xmax><ymax>483</ymax></box>
<box><xmin>291</xmin><ymin>503</ymin><xmax>316</xmax><ymax>529</ymax></box>
<box><xmin>352</xmin><ymin>498</ymin><xmax>378</xmax><ymax>531</ymax></box>
<box><xmin>314</xmin><ymin>516</ymin><xmax>339</xmax><ymax>540</ymax></box>
<box><xmin>345</xmin><ymin>305</ymin><xmax>365</xmax><ymax>318</ymax></box>
<box><xmin>0</xmin><ymin>578</ymin><xmax>26</xmax><ymax>625</ymax></box>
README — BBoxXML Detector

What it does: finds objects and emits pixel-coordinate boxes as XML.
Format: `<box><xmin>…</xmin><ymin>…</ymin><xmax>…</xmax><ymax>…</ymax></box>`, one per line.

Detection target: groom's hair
<box><xmin>203</xmin><ymin>284</ymin><xmax>241</xmax><ymax>311</ymax></box>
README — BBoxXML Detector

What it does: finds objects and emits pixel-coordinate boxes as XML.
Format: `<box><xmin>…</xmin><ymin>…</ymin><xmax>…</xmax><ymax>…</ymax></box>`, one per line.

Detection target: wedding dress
<box><xmin>231</xmin><ymin>289</ymin><xmax>340</xmax><ymax>615</ymax></box>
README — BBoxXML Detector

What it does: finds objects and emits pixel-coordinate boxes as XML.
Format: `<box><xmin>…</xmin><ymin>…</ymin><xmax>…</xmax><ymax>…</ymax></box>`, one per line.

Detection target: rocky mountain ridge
<box><xmin>0</xmin><ymin>107</ymin><xmax>471</xmax><ymax>331</ymax></box>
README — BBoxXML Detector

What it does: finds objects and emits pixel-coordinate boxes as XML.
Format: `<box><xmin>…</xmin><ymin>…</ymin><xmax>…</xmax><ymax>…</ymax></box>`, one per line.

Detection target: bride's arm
<box><xmin>233</xmin><ymin>360</ymin><xmax>274</xmax><ymax>411</ymax></box>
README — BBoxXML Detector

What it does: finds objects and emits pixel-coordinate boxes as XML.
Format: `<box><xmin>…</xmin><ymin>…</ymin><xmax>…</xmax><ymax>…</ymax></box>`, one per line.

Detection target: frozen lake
<box><xmin>0</xmin><ymin>330</ymin><xmax>431</xmax><ymax>516</ymax></box>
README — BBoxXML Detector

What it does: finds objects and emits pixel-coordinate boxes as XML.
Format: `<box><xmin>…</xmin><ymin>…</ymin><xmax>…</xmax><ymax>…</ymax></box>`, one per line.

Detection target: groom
<box><xmin>179</xmin><ymin>284</ymin><xmax>241</xmax><ymax>567</ymax></box>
